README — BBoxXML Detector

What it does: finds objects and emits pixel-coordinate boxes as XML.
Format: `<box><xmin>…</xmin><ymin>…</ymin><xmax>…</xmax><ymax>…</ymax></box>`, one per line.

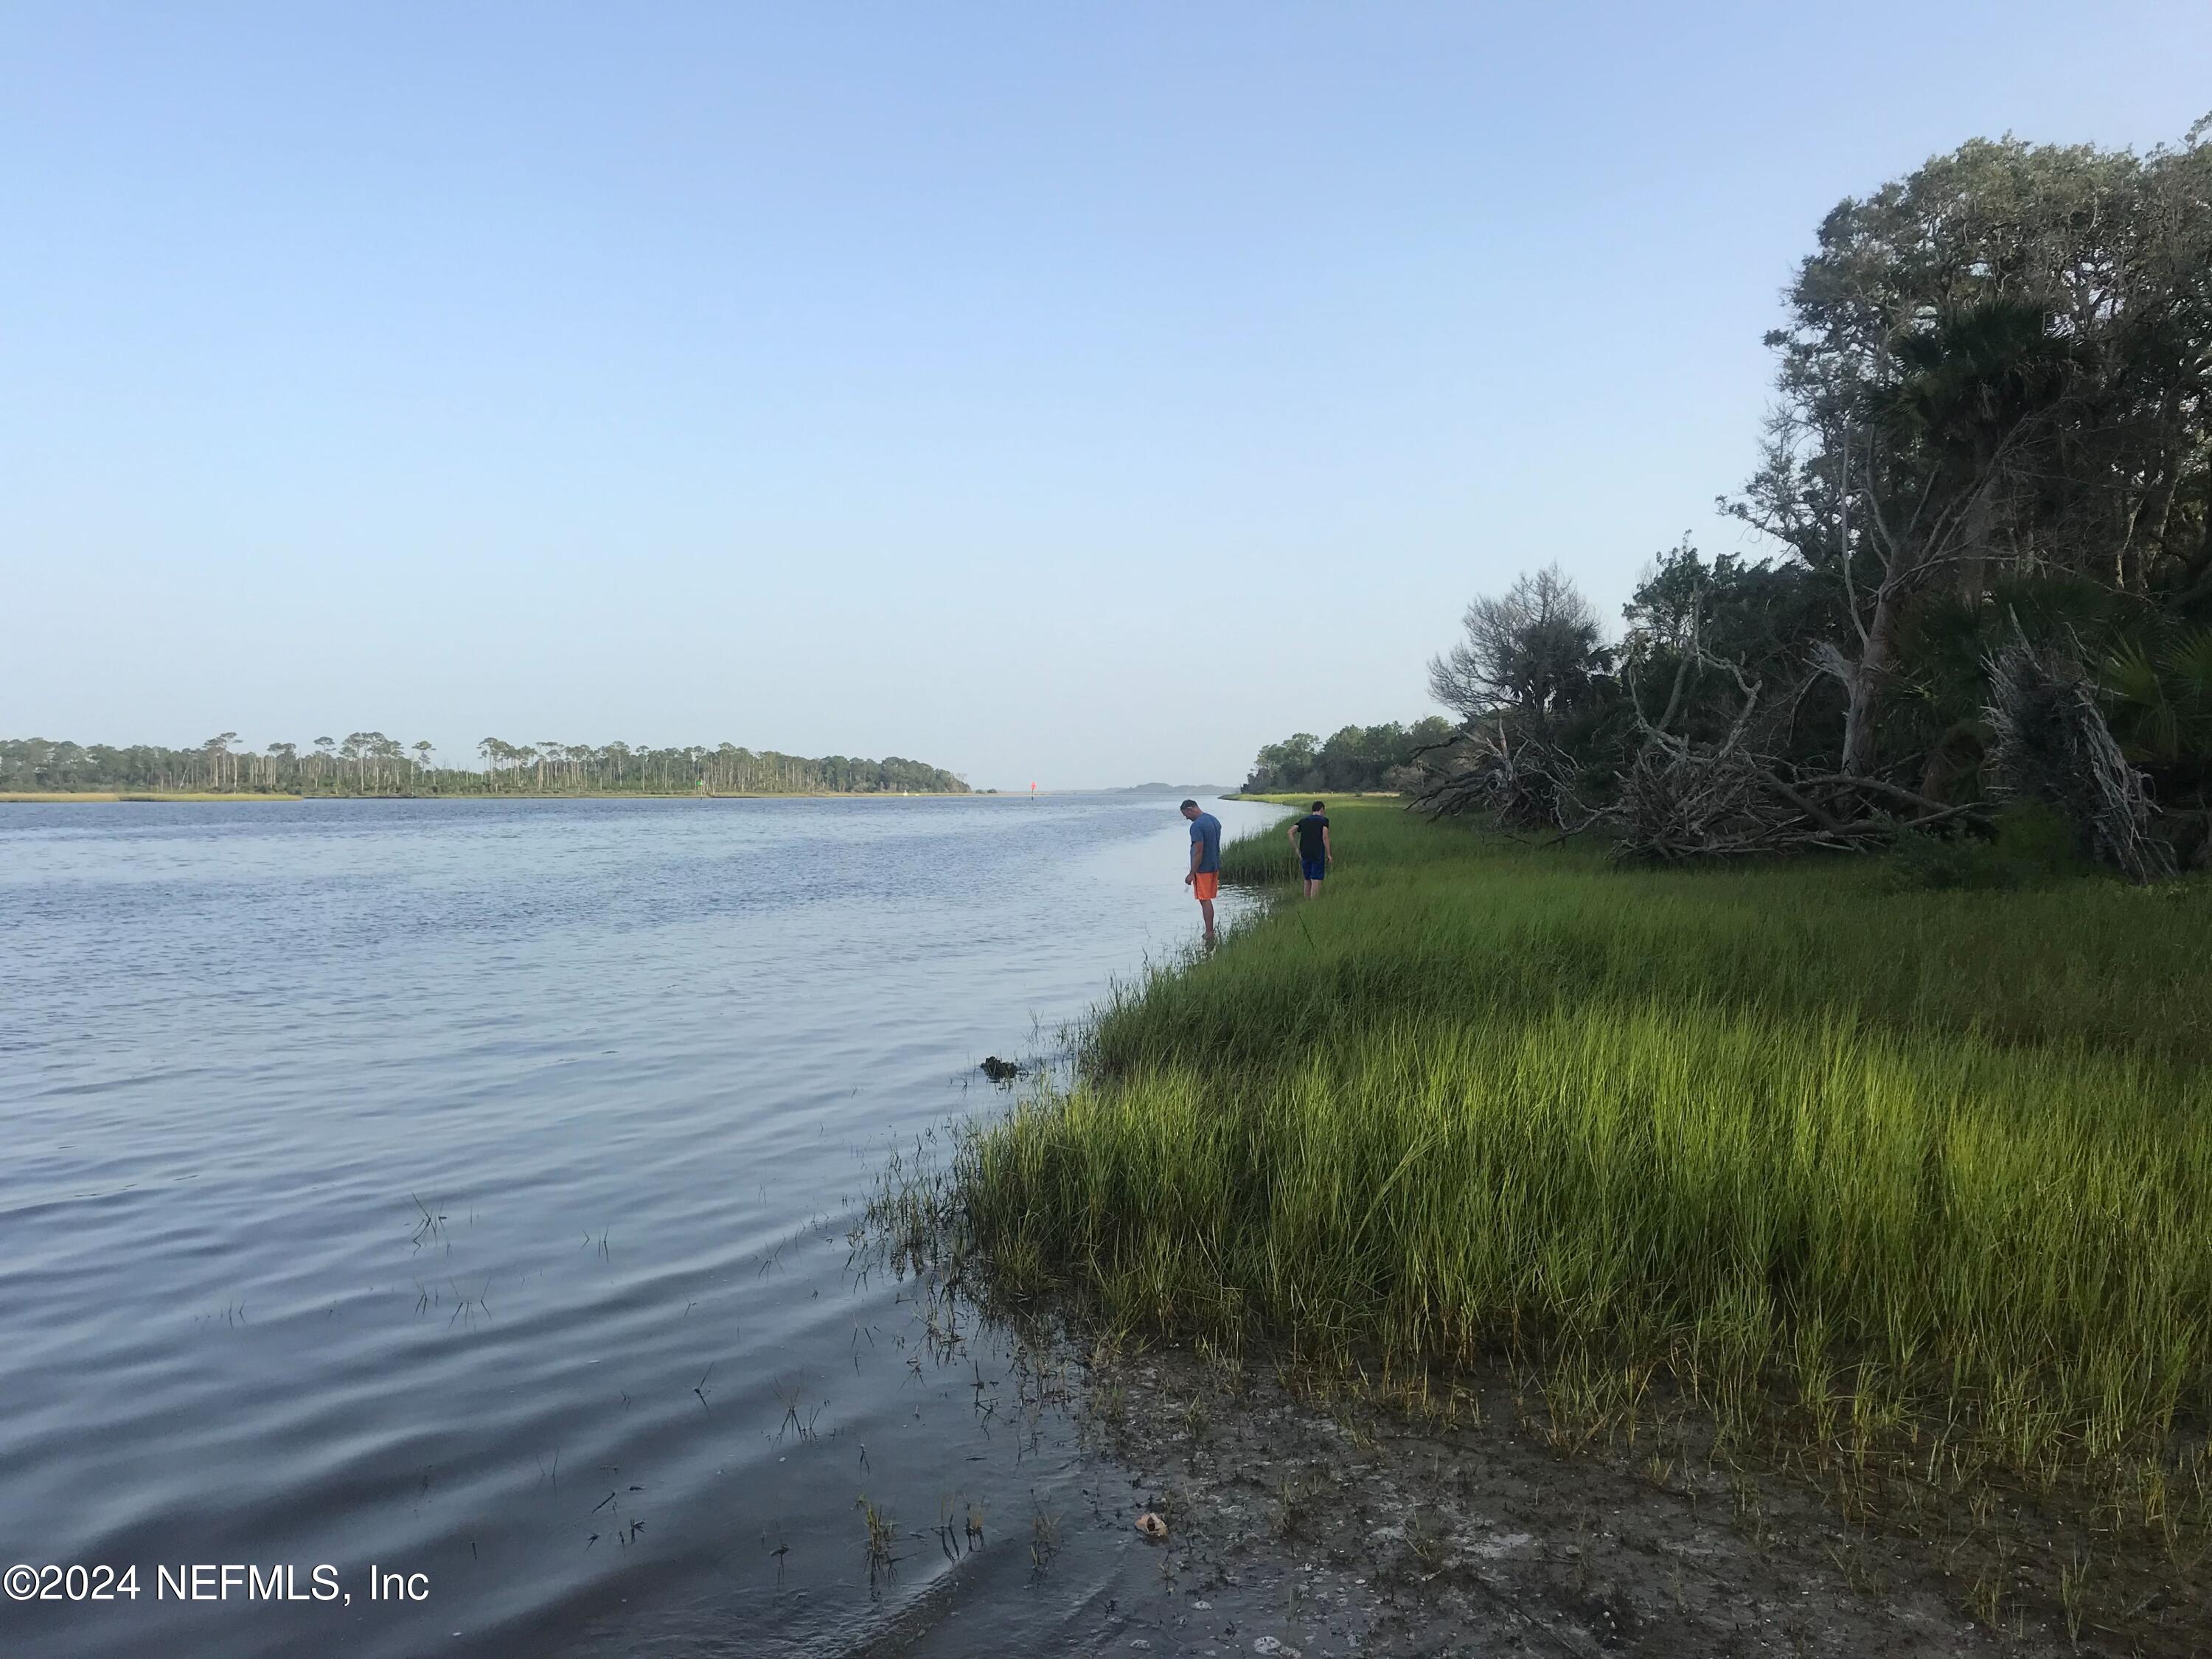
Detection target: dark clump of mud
<box><xmin>1049</xmin><ymin>1343</ymin><xmax>2080</xmax><ymax>1659</ymax></box>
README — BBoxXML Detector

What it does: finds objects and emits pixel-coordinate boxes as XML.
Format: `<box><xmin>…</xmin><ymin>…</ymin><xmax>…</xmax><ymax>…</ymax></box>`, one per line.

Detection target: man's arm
<box><xmin>1323</xmin><ymin>824</ymin><xmax>1332</xmax><ymax>862</ymax></box>
<box><xmin>1187</xmin><ymin>825</ymin><xmax>1201</xmax><ymax>882</ymax></box>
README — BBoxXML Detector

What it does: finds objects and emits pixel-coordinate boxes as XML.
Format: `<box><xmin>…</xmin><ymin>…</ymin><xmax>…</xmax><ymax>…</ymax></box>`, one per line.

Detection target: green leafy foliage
<box><xmin>1245</xmin><ymin>717</ymin><xmax>1455</xmax><ymax>795</ymax></box>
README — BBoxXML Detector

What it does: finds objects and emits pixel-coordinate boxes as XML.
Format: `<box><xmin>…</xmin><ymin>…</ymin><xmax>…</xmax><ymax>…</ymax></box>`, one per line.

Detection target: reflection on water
<box><xmin>0</xmin><ymin>792</ymin><xmax>1279</xmax><ymax>1658</ymax></box>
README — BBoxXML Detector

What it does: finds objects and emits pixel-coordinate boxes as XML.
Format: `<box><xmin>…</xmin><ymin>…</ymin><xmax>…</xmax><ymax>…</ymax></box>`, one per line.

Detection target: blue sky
<box><xmin>6</xmin><ymin>4</ymin><xmax>2208</xmax><ymax>788</ymax></box>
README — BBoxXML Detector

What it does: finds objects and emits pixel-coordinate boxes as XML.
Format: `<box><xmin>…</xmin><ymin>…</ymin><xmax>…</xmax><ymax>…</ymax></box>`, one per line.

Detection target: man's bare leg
<box><xmin>1200</xmin><ymin>897</ymin><xmax>1216</xmax><ymax>946</ymax></box>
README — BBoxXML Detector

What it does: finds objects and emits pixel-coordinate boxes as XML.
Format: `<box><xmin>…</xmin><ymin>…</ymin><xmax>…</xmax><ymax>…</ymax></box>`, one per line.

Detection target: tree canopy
<box><xmin>1245</xmin><ymin>718</ymin><xmax>1456</xmax><ymax>795</ymax></box>
<box><xmin>1416</xmin><ymin>122</ymin><xmax>2212</xmax><ymax>875</ymax></box>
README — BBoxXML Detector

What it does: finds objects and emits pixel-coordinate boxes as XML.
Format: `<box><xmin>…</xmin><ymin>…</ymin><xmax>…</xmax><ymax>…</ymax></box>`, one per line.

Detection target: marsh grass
<box><xmin>945</xmin><ymin>801</ymin><xmax>2212</xmax><ymax>1621</ymax></box>
<box><xmin>858</xmin><ymin>1494</ymin><xmax>900</xmax><ymax>1582</ymax></box>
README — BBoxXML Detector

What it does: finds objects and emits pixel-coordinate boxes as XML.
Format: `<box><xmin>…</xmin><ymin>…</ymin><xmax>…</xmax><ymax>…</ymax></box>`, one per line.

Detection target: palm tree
<box><xmin>202</xmin><ymin>731</ymin><xmax>239</xmax><ymax>791</ymax></box>
<box><xmin>1877</xmin><ymin>298</ymin><xmax>2081</xmax><ymax>604</ymax></box>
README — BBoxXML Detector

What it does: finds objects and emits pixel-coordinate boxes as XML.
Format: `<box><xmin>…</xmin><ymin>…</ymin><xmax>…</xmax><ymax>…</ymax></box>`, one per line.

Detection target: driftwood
<box><xmin>1411</xmin><ymin>718</ymin><xmax>1970</xmax><ymax>860</ymax></box>
<box><xmin>1417</xmin><ymin>613</ymin><xmax>2178</xmax><ymax>880</ymax></box>
<box><xmin>1414</xmin><ymin>641</ymin><xmax>1982</xmax><ymax>863</ymax></box>
<box><xmin>1983</xmin><ymin>627</ymin><xmax>2174</xmax><ymax>883</ymax></box>
<box><xmin>1410</xmin><ymin>723</ymin><xmax>1590</xmax><ymax>835</ymax></box>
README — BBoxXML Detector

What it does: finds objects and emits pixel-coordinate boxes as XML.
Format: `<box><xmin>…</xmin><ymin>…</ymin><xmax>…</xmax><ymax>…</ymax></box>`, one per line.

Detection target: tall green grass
<box><xmin>956</xmin><ymin>802</ymin><xmax>2212</xmax><ymax>1510</ymax></box>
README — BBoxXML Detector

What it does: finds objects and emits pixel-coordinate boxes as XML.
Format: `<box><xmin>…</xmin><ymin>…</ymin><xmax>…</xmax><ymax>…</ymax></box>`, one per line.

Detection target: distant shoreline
<box><xmin>0</xmin><ymin>791</ymin><xmax>305</xmax><ymax>803</ymax></box>
<box><xmin>0</xmin><ymin>789</ymin><xmax>990</xmax><ymax>804</ymax></box>
<box><xmin>1226</xmin><ymin>790</ymin><xmax>1405</xmax><ymax>802</ymax></box>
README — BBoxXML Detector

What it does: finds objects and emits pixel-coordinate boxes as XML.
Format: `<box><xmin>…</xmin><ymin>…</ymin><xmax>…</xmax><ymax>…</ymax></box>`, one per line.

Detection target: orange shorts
<box><xmin>1192</xmin><ymin>872</ymin><xmax>1220</xmax><ymax>902</ymax></box>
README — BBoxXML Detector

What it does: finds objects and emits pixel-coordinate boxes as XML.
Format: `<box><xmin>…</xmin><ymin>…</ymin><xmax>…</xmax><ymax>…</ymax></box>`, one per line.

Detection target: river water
<box><xmin>0</xmin><ymin>791</ymin><xmax>1281</xmax><ymax>1658</ymax></box>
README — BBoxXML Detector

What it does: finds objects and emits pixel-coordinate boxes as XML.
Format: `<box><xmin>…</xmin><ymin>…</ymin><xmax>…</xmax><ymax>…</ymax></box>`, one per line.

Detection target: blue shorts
<box><xmin>1301</xmin><ymin>857</ymin><xmax>1326</xmax><ymax>882</ymax></box>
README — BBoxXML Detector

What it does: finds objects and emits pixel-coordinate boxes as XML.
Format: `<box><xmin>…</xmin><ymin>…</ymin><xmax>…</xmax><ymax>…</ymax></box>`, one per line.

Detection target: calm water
<box><xmin>0</xmin><ymin>793</ymin><xmax>1280</xmax><ymax>1658</ymax></box>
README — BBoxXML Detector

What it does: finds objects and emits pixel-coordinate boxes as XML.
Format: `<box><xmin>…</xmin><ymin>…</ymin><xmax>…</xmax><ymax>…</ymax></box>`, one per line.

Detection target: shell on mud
<box><xmin>1135</xmin><ymin>1511</ymin><xmax>1168</xmax><ymax>1539</ymax></box>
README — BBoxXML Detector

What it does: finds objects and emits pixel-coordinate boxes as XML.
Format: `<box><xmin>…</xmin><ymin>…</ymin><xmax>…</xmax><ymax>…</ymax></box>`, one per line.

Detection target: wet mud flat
<box><xmin>1062</xmin><ymin>1345</ymin><xmax>2079</xmax><ymax>1658</ymax></box>
<box><xmin>871</xmin><ymin>1322</ymin><xmax>2118</xmax><ymax>1659</ymax></box>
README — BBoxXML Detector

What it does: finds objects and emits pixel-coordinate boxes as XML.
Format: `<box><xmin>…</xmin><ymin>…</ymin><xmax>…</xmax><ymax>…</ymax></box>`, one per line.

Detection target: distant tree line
<box><xmin>1244</xmin><ymin>719</ymin><xmax>1456</xmax><ymax>794</ymax></box>
<box><xmin>1413</xmin><ymin>122</ymin><xmax>2212</xmax><ymax>877</ymax></box>
<box><xmin>1</xmin><ymin>734</ymin><xmax>970</xmax><ymax>796</ymax></box>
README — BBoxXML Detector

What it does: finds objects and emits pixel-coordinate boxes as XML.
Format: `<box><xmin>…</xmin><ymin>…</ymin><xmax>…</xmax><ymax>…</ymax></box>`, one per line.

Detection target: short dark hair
<box><xmin>1179</xmin><ymin>798</ymin><xmax>1199</xmax><ymax>811</ymax></box>
<box><xmin>1311</xmin><ymin>800</ymin><xmax>1326</xmax><ymax>812</ymax></box>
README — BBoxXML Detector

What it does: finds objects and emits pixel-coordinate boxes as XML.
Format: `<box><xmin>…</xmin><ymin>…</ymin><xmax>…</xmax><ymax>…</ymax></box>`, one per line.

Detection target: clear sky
<box><xmin>6</xmin><ymin>4</ymin><xmax>2208</xmax><ymax>789</ymax></box>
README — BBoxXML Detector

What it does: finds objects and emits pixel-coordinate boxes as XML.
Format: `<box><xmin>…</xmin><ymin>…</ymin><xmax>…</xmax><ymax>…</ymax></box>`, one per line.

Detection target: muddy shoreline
<box><xmin>864</xmin><ymin>1301</ymin><xmax>2182</xmax><ymax>1658</ymax></box>
<box><xmin>1062</xmin><ymin>1342</ymin><xmax>2063</xmax><ymax>1658</ymax></box>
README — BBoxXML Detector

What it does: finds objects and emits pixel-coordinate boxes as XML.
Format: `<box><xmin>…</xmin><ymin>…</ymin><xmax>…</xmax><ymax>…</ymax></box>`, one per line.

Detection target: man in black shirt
<box><xmin>1287</xmin><ymin>800</ymin><xmax>1331</xmax><ymax>898</ymax></box>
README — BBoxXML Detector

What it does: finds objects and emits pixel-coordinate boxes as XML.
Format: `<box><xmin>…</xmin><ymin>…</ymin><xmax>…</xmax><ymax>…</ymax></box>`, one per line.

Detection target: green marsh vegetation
<box><xmin>929</xmin><ymin>801</ymin><xmax>2212</xmax><ymax>1635</ymax></box>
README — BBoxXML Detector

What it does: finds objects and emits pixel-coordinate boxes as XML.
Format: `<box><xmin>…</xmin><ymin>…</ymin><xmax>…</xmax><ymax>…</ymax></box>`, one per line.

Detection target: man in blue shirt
<box><xmin>1180</xmin><ymin>799</ymin><xmax>1222</xmax><ymax>946</ymax></box>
